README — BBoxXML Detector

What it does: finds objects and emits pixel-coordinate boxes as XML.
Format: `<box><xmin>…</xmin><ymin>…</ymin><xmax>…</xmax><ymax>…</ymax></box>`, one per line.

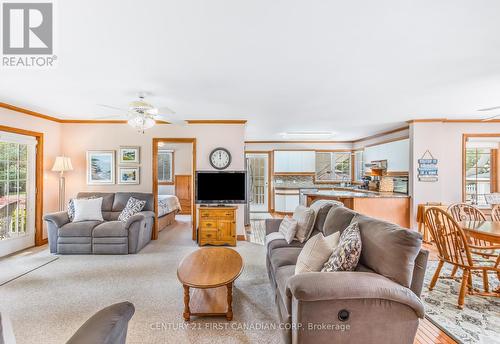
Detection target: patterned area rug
<box><xmin>422</xmin><ymin>260</ymin><xmax>500</xmax><ymax>344</ymax></box>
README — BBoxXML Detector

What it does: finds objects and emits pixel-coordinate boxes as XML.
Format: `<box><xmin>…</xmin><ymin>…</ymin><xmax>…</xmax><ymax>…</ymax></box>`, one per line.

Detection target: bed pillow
<box><xmin>279</xmin><ymin>216</ymin><xmax>298</xmax><ymax>244</ymax></box>
<box><xmin>118</xmin><ymin>197</ymin><xmax>146</xmax><ymax>223</ymax></box>
<box><xmin>72</xmin><ymin>198</ymin><xmax>104</xmax><ymax>222</ymax></box>
<box><xmin>322</xmin><ymin>222</ymin><xmax>362</xmax><ymax>272</ymax></box>
<box><xmin>295</xmin><ymin>232</ymin><xmax>340</xmax><ymax>274</ymax></box>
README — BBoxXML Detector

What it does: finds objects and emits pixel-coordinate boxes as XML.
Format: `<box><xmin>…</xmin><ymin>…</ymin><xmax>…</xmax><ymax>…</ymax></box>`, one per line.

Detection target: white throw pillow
<box><xmin>72</xmin><ymin>197</ymin><xmax>104</xmax><ymax>222</ymax></box>
<box><xmin>0</xmin><ymin>310</ymin><xmax>16</xmax><ymax>344</ymax></box>
<box><xmin>293</xmin><ymin>206</ymin><xmax>316</xmax><ymax>243</ymax></box>
<box><xmin>295</xmin><ymin>232</ymin><xmax>340</xmax><ymax>274</ymax></box>
<box><xmin>278</xmin><ymin>216</ymin><xmax>298</xmax><ymax>244</ymax></box>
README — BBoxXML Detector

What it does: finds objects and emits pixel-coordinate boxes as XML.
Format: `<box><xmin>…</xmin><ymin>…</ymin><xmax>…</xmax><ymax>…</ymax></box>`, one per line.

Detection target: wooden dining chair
<box><xmin>492</xmin><ymin>204</ymin><xmax>500</xmax><ymax>222</ymax></box>
<box><xmin>424</xmin><ymin>207</ymin><xmax>499</xmax><ymax>308</ymax></box>
<box><xmin>447</xmin><ymin>203</ymin><xmax>486</xmax><ymax>222</ymax></box>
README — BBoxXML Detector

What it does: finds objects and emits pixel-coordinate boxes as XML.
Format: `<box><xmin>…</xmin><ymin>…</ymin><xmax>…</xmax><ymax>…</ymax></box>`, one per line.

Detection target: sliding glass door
<box><xmin>0</xmin><ymin>132</ymin><xmax>36</xmax><ymax>256</ymax></box>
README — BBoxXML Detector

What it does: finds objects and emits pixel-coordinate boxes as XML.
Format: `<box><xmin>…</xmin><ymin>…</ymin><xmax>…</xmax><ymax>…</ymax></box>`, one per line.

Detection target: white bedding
<box><xmin>158</xmin><ymin>195</ymin><xmax>181</xmax><ymax>217</ymax></box>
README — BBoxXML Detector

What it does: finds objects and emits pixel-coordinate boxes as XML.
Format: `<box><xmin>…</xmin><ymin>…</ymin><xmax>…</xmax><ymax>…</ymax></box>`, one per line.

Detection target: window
<box><xmin>465</xmin><ymin>148</ymin><xmax>492</xmax><ymax>206</ymax></box>
<box><xmin>158</xmin><ymin>150</ymin><xmax>174</xmax><ymax>184</ymax></box>
<box><xmin>354</xmin><ymin>150</ymin><xmax>364</xmax><ymax>182</ymax></box>
<box><xmin>315</xmin><ymin>151</ymin><xmax>352</xmax><ymax>182</ymax></box>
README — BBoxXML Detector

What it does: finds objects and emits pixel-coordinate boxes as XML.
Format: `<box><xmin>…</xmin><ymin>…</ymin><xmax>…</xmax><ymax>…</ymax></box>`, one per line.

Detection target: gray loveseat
<box><xmin>266</xmin><ymin>203</ymin><xmax>428</xmax><ymax>344</ymax></box>
<box><xmin>43</xmin><ymin>192</ymin><xmax>155</xmax><ymax>255</ymax></box>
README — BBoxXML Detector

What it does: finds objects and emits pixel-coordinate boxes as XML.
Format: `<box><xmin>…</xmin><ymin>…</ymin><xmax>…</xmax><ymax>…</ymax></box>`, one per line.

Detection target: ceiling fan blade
<box><xmin>481</xmin><ymin>114</ymin><xmax>500</xmax><ymax>121</ymax></box>
<box><xmin>478</xmin><ymin>106</ymin><xmax>500</xmax><ymax>111</ymax></box>
<box><xmin>154</xmin><ymin>114</ymin><xmax>185</xmax><ymax>125</ymax></box>
<box><xmin>97</xmin><ymin>104</ymin><xmax>128</xmax><ymax>111</ymax></box>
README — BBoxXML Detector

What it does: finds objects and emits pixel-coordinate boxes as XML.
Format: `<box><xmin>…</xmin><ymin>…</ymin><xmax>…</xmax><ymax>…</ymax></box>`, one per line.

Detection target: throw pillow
<box><xmin>292</xmin><ymin>206</ymin><xmax>316</xmax><ymax>243</ymax></box>
<box><xmin>278</xmin><ymin>216</ymin><xmax>298</xmax><ymax>244</ymax></box>
<box><xmin>322</xmin><ymin>222</ymin><xmax>362</xmax><ymax>272</ymax></box>
<box><xmin>72</xmin><ymin>197</ymin><xmax>104</xmax><ymax>222</ymax></box>
<box><xmin>68</xmin><ymin>196</ymin><xmax>97</xmax><ymax>221</ymax></box>
<box><xmin>118</xmin><ymin>197</ymin><xmax>147</xmax><ymax>223</ymax></box>
<box><xmin>295</xmin><ymin>232</ymin><xmax>340</xmax><ymax>274</ymax></box>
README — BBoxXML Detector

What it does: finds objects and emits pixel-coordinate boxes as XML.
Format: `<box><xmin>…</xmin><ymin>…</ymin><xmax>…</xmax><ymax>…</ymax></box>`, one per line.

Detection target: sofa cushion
<box><xmin>93</xmin><ymin>221</ymin><xmax>128</xmax><ymax>237</ymax></box>
<box><xmin>322</xmin><ymin>206</ymin><xmax>357</xmax><ymax>236</ymax></box>
<box><xmin>266</xmin><ymin>235</ymin><xmax>310</xmax><ymax>257</ymax></box>
<box><xmin>113</xmin><ymin>192</ymin><xmax>154</xmax><ymax>212</ymax></box>
<box><xmin>0</xmin><ymin>310</ymin><xmax>16</xmax><ymax>344</ymax></box>
<box><xmin>295</xmin><ymin>232</ymin><xmax>339</xmax><ymax>274</ymax></box>
<box><xmin>279</xmin><ymin>216</ymin><xmax>298</xmax><ymax>244</ymax></box>
<box><xmin>354</xmin><ymin>214</ymin><xmax>422</xmax><ymax>288</ymax></box>
<box><xmin>59</xmin><ymin>221</ymin><xmax>102</xmax><ymax>237</ymax></box>
<box><xmin>309</xmin><ymin>200</ymin><xmax>343</xmax><ymax>233</ymax></box>
<box><xmin>322</xmin><ymin>222</ymin><xmax>362</xmax><ymax>272</ymax></box>
<box><xmin>292</xmin><ymin>206</ymin><xmax>316</xmax><ymax>243</ymax></box>
<box><xmin>275</xmin><ymin>265</ymin><xmax>295</xmax><ymax>316</ymax></box>
<box><xmin>118</xmin><ymin>197</ymin><xmax>146</xmax><ymax>222</ymax></box>
<box><xmin>77</xmin><ymin>192</ymin><xmax>115</xmax><ymax>212</ymax></box>
<box><xmin>270</xmin><ymin>247</ymin><xmax>302</xmax><ymax>272</ymax></box>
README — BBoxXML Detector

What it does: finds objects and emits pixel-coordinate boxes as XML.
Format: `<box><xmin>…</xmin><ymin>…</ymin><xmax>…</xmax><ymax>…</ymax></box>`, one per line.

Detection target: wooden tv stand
<box><xmin>198</xmin><ymin>206</ymin><xmax>237</xmax><ymax>246</ymax></box>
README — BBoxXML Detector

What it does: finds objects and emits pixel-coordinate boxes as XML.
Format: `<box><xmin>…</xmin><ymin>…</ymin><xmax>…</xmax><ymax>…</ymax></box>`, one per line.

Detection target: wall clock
<box><xmin>209</xmin><ymin>147</ymin><xmax>231</xmax><ymax>170</ymax></box>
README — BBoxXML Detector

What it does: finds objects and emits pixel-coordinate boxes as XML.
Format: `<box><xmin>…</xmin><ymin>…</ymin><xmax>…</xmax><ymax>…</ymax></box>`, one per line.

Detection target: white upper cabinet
<box><xmin>274</xmin><ymin>151</ymin><xmax>315</xmax><ymax>173</ymax></box>
<box><xmin>363</xmin><ymin>139</ymin><xmax>409</xmax><ymax>172</ymax></box>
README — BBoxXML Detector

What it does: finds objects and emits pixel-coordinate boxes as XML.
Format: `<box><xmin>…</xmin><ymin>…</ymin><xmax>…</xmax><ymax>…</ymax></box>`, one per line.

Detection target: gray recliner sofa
<box><xmin>43</xmin><ymin>192</ymin><xmax>155</xmax><ymax>255</ymax></box>
<box><xmin>266</xmin><ymin>204</ymin><xmax>428</xmax><ymax>344</ymax></box>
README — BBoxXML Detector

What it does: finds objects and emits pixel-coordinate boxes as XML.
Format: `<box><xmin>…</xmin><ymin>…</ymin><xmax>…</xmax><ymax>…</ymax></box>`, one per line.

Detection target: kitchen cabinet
<box><xmin>364</xmin><ymin>139</ymin><xmax>409</xmax><ymax>172</ymax></box>
<box><xmin>274</xmin><ymin>191</ymin><xmax>300</xmax><ymax>213</ymax></box>
<box><xmin>274</xmin><ymin>151</ymin><xmax>315</xmax><ymax>173</ymax></box>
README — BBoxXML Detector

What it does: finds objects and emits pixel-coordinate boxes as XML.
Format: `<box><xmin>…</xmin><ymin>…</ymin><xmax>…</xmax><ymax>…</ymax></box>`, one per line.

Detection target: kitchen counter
<box><xmin>302</xmin><ymin>190</ymin><xmax>410</xmax><ymax>198</ymax></box>
<box><xmin>304</xmin><ymin>189</ymin><xmax>411</xmax><ymax>228</ymax></box>
<box><xmin>274</xmin><ymin>185</ymin><xmax>335</xmax><ymax>190</ymax></box>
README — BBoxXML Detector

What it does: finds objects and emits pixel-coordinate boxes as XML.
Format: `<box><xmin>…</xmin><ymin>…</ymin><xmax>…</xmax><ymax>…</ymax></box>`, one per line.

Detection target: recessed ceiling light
<box><xmin>280</xmin><ymin>131</ymin><xmax>335</xmax><ymax>139</ymax></box>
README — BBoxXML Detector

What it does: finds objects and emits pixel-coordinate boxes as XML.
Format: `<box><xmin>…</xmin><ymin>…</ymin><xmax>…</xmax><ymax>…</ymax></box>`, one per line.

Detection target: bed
<box><xmin>157</xmin><ymin>195</ymin><xmax>182</xmax><ymax>231</ymax></box>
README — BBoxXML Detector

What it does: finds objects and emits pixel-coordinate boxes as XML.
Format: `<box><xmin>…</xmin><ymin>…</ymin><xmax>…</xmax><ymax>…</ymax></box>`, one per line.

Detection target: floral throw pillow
<box><xmin>118</xmin><ymin>197</ymin><xmax>147</xmax><ymax>223</ymax></box>
<box><xmin>322</xmin><ymin>222</ymin><xmax>362</xmax><ymax>272</ymax></box>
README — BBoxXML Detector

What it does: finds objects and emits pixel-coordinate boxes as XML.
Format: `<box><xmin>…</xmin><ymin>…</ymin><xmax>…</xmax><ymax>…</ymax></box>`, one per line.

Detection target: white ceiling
<box><xmin>1</xmin><ymin>0</ymin><xmax>500</xmax><ymax>140</ymax></box>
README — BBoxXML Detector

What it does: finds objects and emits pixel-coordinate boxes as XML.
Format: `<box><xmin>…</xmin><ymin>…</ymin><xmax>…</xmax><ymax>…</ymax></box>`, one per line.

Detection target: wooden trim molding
<box><xmin>186</xmin><ymin>120</ymin><xmax>247</xmax><ymax>125</ymax></box>
<box><xmin>353</xmin><ymin>126</ymin><xmax>409</xmax><ymax>144</ymax></box>
<box><xmin>152</xmin><ymin>138</ymin><xmax>197</xmax><ymax>240</ymax></box>
<box><xmin>236</xmin><ymin>235</ymin><xmax>246</xmax><ymax>241</ymax></box>
<box><xmin>245</xmin><ymin>140</ymin><xmax>352</xmax><ymax>144</ymax></box>
<box><xmin>408</xmin><ymin>118</ymin><xmax>500</xmax><ymax>124</ymax></box>
<box><xmin>0</xmin><ymin>124</ymin><xmax>44</xmax><ymax>246</ymax></box>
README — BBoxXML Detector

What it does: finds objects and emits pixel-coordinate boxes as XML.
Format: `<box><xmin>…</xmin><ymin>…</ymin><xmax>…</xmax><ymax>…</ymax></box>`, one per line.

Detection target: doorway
<box><xmin>152</xmin><ymin>138</ymin><xmax>196</xmax><ymax>240</ymax></box>
<box><xmin>246</xmin><ymin>152</ymin><xmax>270</xmax><ymax>213</ymax></box>
<box><xmin>0</xmin><ymin>131</ymin><xmax>37</xmax><ymax>257</ymax></box>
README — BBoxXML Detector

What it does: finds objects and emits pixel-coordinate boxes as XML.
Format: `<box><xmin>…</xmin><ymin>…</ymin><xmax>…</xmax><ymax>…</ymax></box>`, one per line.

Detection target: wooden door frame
<box><xmin>462</xmin><ymin>133</ymin><xmax>500</xmax><ymax>202</ymax></box>
<box><xmin>0</xmin><ymin>125</ymin><xmax>44</xmax><ymax>246</ymax></box>
<box><xmin>245</xmin><ymin>151</ymin><xmax>272</xmax><ymax>213</ymax></box>
<box><xmin>152</xmin><ymin>138</ymin><xmax>196</xmax><ymax>240</ymax></box>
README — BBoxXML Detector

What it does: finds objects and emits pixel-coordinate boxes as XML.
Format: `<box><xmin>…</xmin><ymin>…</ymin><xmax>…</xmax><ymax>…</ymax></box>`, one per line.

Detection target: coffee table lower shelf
<box><xmin>183</xmin><ymin>283</ymin><xmax>233</xmax><ymax>321</ymax></box>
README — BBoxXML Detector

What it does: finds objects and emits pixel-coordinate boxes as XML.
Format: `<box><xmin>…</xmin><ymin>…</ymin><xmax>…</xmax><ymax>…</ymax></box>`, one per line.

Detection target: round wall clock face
<box><xmin>209</xmin><ymin>148</ymin><xmax>231</xmax><ymax>170</ymax></box>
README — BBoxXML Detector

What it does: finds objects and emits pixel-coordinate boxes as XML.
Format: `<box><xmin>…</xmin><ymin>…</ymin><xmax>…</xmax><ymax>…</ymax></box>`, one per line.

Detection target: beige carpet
<box><xmin>0</xmin><ymin>216</ymin><xmax>281</xmax><ymax>344</ymax></box>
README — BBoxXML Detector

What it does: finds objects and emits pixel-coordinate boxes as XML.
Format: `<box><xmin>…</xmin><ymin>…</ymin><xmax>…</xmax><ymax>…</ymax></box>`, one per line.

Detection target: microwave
<box><xmin>393</xmin><ymin>177</ymin><xmax>408</xmax><ymax>194</ymax></box>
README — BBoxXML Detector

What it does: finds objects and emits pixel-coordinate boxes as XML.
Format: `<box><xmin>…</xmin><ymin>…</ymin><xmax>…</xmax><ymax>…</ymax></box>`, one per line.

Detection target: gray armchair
<box><xmin>67</xmin><ymin>302</ymin><xmax>135</xmax><ymax>344</ymax></box>
<box><xmin>44</xmin><ymin>192</ymin><xmax>155</xmax><ymax>255</ymax></box>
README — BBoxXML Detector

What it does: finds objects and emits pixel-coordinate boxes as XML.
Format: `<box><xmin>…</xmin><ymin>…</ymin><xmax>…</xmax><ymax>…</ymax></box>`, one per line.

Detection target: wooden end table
<box><xmin>177</xmin><ymin>247</ymin><xmax>243</xmax><ymax>321</ymax></box>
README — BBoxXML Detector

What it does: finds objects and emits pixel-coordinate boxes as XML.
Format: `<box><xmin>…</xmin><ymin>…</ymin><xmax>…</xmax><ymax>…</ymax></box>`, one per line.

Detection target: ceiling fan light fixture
<box><xmin>127</xmin><ymin>114</ymin><xmax>155</xmax><ymax>133</ymax></box>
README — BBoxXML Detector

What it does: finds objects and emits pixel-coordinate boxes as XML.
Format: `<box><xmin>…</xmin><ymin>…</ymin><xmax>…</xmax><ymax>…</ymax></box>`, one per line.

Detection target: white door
<box><xmin>247</xmin><ymin>153</ymin><xmax>269</xmax><ymax>212</ymax></box>
<box><xmin>0</xmin><ymin>132</ymin><xmax>37</xmax><ymax>257</ymax></box>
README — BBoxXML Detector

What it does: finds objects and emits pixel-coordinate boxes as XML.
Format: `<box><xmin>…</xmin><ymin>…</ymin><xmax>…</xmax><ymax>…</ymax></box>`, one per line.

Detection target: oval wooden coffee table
<box><xmin>177</xmin><ymin>247</ymin><xmax>243</xmax><ymax>321</ymax></box>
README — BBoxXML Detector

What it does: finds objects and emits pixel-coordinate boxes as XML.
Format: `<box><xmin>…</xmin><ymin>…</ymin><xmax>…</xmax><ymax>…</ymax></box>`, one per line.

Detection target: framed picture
<box><xmin>119</xmin><ymin>146</ymin><xmax>140</xmax><ymax>164</ymax></box>
<box><xmin>87</xmin><ymin>150</ymin><xmax>115</xmax><ymax>184</ymax></box>
<box><xmin>119</xmin><ymin>167</ymin><xmax>140</xmax><ymax>184</ymax></box>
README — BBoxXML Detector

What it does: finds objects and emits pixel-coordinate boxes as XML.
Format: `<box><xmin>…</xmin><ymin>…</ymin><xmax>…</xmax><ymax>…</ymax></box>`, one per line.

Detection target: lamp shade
<box><xmin>52</xmin><ymin>156</ymin><xmax>73</xmax><ymax>172</ymax></box>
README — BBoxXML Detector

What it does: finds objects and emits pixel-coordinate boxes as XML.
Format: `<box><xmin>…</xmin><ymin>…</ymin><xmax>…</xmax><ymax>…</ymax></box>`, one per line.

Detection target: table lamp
<box><xmin>52</xmin><ymin>156</ymin><xmax>73</xmax><ymax>211</ymax></box>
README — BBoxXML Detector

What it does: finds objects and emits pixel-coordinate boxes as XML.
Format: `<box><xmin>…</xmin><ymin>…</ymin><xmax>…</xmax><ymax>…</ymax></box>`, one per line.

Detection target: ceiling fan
<box><xmin>478</xmin><ymin>106</ymin><xmax>500</xmax><ymax>121</ymax></box>
<box><xmin>97</xmin><ymin>93</ymin><xmax>184</xmax><ymax>132</ymax></box>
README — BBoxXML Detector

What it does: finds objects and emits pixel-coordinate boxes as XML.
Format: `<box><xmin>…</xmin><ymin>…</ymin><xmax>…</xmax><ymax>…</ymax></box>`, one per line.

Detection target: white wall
<box><xmin>410</xmin><ymin>121</ymin><xmax>500</xmax><ymax>228</ymax></box>
<box><xmin>364</xmin><ymin>139</ymin><xmax>410</xmax><ymax>172</ymax></box>
<box><xmin>61</xmin><ymin>123</ymin><xmax>247</xmax><ymax>234</ymax></box>
<box><xmin>245</xmin><ymin>141</ymin><xmax>352</xmax><ymax>151</ymax></box>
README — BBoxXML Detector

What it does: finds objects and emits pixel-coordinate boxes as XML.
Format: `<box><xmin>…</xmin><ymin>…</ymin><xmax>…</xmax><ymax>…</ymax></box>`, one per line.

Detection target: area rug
<box><xmin>422</xmin><ymin>260</ymin><xmax>500</xmax><ymax>344</ymax></box>
<box><xmin>0</xmin><ymin>218</ymin><xmax>281</xmax><ymax>344</ymax></box>
<box><xmin>0</xmin><ymin>247</ymin><xmax>58</xmax><ymax>286</ymax></box>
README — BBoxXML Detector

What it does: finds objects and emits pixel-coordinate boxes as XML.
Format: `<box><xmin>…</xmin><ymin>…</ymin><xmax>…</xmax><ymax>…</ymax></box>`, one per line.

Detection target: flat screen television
<box><xmin>195</xmin><ymin>171</ymin><xmax>246</xmax><ymax>204</ymax></box>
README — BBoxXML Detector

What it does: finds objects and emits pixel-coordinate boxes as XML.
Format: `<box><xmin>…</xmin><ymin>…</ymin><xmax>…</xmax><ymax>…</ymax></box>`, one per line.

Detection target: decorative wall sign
<box><xmin>418</xmin><ymin>150</ymin><xmax>438</xmax><ymax>182</ymax></box>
